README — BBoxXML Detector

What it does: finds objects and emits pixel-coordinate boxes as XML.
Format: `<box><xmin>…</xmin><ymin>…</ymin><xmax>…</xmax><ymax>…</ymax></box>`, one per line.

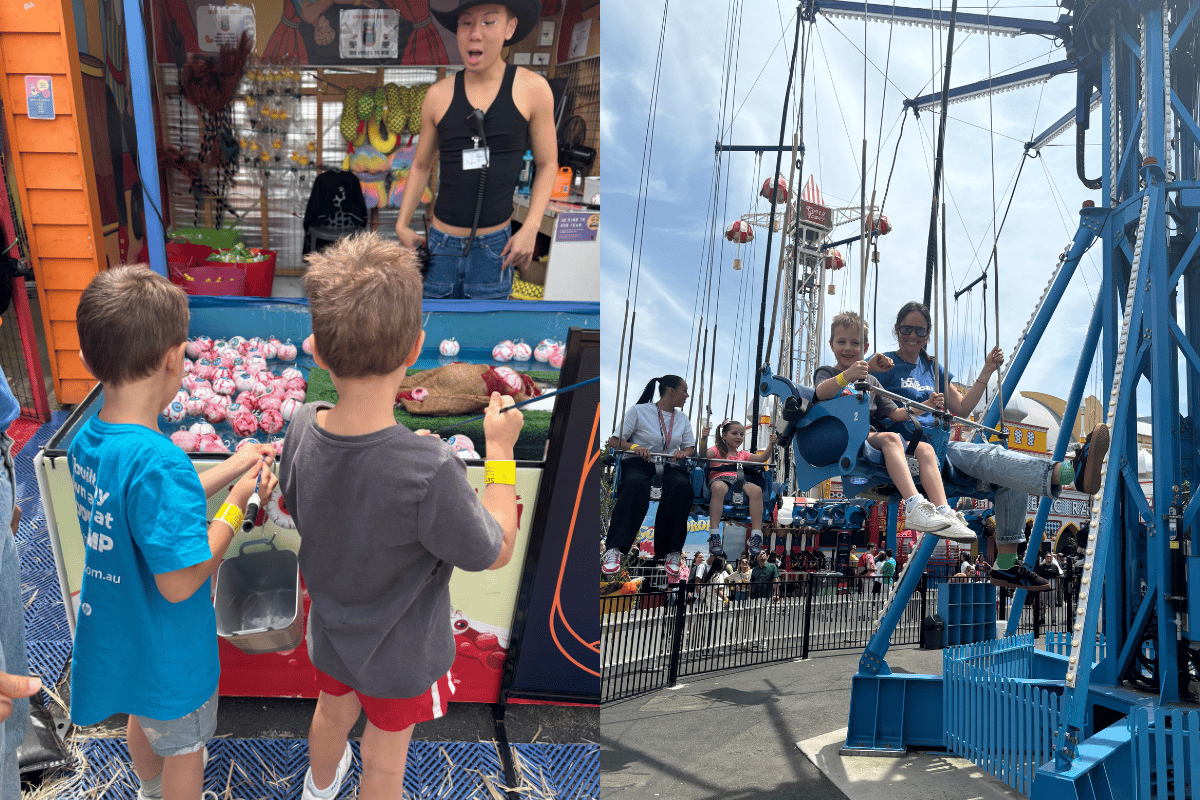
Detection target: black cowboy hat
<box><xmin>430</xmin><ymin>0</ymin><xmax>541</xmax><ymax>46</ymax></box>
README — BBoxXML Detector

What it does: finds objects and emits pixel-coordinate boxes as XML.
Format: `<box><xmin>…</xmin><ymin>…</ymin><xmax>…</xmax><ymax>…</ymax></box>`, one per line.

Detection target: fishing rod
<box><xmin>434</xmin><ymin>377</ymin><xmax>599</xmax><ymax>434</ymax></box>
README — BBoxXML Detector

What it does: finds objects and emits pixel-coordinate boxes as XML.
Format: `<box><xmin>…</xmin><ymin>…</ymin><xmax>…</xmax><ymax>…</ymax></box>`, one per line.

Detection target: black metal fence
<box><xmin>601</xmin><ymin>572</ymin><xmax>1080</xmax><ymax>704</ymax></box>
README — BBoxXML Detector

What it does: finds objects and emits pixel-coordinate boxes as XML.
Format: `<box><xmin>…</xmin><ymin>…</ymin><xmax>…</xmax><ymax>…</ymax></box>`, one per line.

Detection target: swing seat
<box><xmin>689</xmin><ymin>463</ymin><xmax>779</xmax><ymax>525</ymax></box>
<box><xmin>759</xmin><ymin>365</ymin><xmax>871</xmax><ymax>493</ymax></box>
<box><xmin>757</xmin><ymin>364</ymin><xmax>996</xmax><ymax>507</ymax></box>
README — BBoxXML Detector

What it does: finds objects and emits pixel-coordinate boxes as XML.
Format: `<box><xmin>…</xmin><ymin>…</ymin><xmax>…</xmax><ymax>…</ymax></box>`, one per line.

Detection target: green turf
<box><xmin>306</xmin><ymin>367</ymin><xmax>551</xmax><ymax>461</ymax></box>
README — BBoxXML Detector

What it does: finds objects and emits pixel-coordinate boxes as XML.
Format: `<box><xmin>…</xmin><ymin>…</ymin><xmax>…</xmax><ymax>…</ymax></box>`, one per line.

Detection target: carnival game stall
<box><xmin>36</xmin><ymin>296</ymin><xmax>598</xmax><ymax>704</ymax></box>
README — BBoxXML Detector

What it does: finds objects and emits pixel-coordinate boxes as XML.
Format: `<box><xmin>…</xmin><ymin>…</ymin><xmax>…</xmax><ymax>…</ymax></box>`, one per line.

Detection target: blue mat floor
<box><xmin>41</xmin><ymin>738</ymin><xmax>598</xmax><ymax>799</ymax></box>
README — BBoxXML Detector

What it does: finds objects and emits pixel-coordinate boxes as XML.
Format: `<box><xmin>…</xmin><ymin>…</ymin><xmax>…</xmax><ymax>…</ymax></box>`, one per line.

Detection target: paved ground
<box><xmin>600</xmin><ymin>644</ymin><xmax>1017</xmax><ymax>800</ymax></box>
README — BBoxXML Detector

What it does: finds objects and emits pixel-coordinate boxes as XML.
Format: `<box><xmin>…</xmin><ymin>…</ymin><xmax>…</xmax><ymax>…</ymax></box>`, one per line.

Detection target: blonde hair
<box><xmin>304</xmin><ymin>232</ymin><xmax>424</xmax><ymax>379</ymax></box>
<box><xmin>76</xmin><ymin>265</ymin><xmax>189</xmax><ymax>387</ymax></box>
<box><xmin>829</xmin><ymin>311</ymin><xmax>869</xmax><ymax>341</ymax></box>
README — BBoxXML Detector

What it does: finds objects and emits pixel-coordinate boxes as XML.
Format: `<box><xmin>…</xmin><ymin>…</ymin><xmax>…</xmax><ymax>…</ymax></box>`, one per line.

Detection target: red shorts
<box><xmin>314</xmin><ymin>668</ymin><xmax>454</xmax><ymax>732</ymax></box>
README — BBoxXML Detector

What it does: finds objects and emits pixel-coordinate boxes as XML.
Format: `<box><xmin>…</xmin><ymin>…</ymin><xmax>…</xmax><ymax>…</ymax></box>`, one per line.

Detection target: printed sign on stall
<box><xmin>339</xmin><ymin>10</ymin><xmax>403</xmax><ymax>60</ymax></box>
<box><xmin>196</xmin><ymin>5</ymin><xmax>256</xmax><ymax>51</ymax></box>
<box><xmin>24</xmin><ymin>76</ymin><xmax>53</xmax><ymax>120</ymax></box>
<box><xmin>556</xmin><ymin>212</ymin><xmax>600</xmax><ymax>242</ymax></box>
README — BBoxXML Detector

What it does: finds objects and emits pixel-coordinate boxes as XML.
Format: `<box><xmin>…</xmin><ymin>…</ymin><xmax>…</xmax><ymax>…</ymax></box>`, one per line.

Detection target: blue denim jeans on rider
<box><xmin>424</xmin><ymin>227</ymin><xmax>513</xmax><ymax>300</ymax></box>
<box><xmin>944</xmin><ymin>441</ymin><xmax>1059</xmax><ymax>545</ymax></box>
<box><xmin>0</xmin><ymin>433</ymin><xmax>25</xmax><ymax>800</ymax></box>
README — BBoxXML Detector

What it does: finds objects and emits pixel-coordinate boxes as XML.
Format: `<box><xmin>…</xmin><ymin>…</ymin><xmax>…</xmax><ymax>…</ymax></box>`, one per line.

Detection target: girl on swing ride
<box><xmin>699</xmin><ymin>419</ymin><xmax>777</xmax><ymax>557</ymax></box>
<box><xmin>873</xmin><ymin>301</ymin><xmax>1111</xmax><ymax>592</ymax></box>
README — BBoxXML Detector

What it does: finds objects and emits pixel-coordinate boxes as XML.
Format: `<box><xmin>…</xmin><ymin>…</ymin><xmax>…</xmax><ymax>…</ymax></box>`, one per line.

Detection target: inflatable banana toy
<box><xmin>368</xmin><ymin>86</ymin><xmax>399</xmax><ymax>154</ymax></box>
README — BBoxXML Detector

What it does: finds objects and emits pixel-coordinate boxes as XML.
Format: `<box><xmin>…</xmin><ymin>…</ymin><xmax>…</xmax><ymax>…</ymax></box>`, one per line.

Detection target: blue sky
<box><xmin>601</xmin><ymin>0</ymin><xmax>1109</xmax><ymax>439</ymax></box>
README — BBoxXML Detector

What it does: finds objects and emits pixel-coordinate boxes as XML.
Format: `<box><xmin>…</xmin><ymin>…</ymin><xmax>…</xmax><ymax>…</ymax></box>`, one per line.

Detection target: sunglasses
<box><xmin>898</xmin><ymin>325</ymin><xmax>929</xmax><ymax>337</ymax></box>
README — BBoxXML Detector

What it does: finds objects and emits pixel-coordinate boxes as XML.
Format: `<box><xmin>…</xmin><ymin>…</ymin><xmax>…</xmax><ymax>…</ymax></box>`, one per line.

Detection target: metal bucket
<box><xmin>214</xmin><ymin>538</ymin><xmax>303</xmax><ymax>655</ymax></box>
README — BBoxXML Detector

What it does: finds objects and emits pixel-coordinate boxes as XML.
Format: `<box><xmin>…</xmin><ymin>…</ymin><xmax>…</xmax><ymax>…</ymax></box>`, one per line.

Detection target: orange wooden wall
<box><xmin>0</xmin><ymin>0</ymin><xmax>103</xmax><ymax>405</ymax></box>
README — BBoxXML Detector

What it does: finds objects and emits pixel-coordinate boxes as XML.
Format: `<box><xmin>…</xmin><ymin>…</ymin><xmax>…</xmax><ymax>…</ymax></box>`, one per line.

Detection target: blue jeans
<box><xmin>945</xmin><ymin>442</ymin><xmax>1059</xmax><ymax>545</ymax></box>
<box><xmin>424</xmin><ymin>227</ymin><xmax>513</xmax><ymax>300</ymax></box>
<box><xmin>0</xmin><ymin>433</ymin><xmax>25</xmax><ymax>800</ymax></box>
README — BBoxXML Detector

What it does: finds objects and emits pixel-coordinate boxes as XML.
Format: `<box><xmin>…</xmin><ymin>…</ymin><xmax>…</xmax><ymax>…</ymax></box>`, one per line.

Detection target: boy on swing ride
<box><xmin>813</xmin><ymin>311</ymin><xmax>975</xmax><ymax>543</ymax></box>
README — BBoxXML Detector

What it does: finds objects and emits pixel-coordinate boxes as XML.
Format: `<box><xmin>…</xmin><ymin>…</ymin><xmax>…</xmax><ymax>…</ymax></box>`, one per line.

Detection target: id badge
<box><xmin>462</xmin><ymin>147</ymin><xmax>489</xmax><ymax>171</ymax></box>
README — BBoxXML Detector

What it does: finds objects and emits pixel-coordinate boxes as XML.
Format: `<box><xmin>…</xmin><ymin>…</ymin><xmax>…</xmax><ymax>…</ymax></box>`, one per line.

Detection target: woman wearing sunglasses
<box><xmin>872</xmin><ymin>301</ymin><xmax>1108</xmax><ymax>592</ymax></box>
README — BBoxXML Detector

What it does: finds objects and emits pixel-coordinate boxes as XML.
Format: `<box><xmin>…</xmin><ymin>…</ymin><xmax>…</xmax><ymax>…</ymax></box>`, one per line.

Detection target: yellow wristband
<box><xmin>213</xmin><ymin>502</ymin><xmax>244</xmax><ymax>534</ymax></box>
<box><xmin>484</xmin><ymin>460</ymin><xmax>516</xmax><ymax>486</ymax></box>
<box><xmin>835</xmin><ymin>372</ymin><xmax>849</xmax><ymax>388</ymax></box>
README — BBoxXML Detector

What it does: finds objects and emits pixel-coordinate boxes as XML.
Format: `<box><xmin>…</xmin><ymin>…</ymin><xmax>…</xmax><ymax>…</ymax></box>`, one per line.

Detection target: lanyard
<box><xmin>656</xmin><ymin>408</ymin><xmax>676</xmax><ymax>452</ymax></box>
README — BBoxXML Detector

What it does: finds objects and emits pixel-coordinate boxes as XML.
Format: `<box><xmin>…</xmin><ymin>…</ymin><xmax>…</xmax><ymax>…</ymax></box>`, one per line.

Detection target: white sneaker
<box><xmin>904</xmin><ymin>499</ymin><xmax>951</xmax><ymax>533</ymax></box>
<box><xmin>601</xmin><ymin>548</ymin><xmax>623</xmax><ymax>576</ymax></box>
<box><xmin>934</xmin><ymin>508</ymin><xmax>978</xmax><ymax>544</ymax></box>
<box><xmin>302</xmin><ymin>742</ymin><xmax>353</xmax><ymax>800</ymax></box>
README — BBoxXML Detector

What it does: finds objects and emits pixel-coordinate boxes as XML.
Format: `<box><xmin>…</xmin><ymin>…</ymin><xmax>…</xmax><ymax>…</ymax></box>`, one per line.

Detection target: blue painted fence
<box><xmin>944</xmin><ymin>635</ymin><xmax>1064</xmax><ymax>796</ymax></box>
<box><xmin>1131</xmin><ymin>707</ymin><xmax>1200</xmax><ymax>800</ymax></box>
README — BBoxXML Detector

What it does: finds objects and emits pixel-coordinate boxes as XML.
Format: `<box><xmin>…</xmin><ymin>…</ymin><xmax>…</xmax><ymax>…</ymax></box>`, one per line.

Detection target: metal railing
<box><xmin>602</xmin><ymin>571</ymin><xmax>1088</xmax><ymax>704</ymax></box>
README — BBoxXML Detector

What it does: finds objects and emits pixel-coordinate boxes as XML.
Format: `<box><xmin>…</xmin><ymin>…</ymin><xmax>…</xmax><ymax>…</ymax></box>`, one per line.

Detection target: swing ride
<box><xmin>609</xmin><ymin>0</ymin><xmax>1200</xmax><ymax>793</ymax></box>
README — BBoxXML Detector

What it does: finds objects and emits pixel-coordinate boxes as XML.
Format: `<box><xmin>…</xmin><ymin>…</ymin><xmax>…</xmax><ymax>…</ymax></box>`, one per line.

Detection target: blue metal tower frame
<box><xmin>825</xmin><ymin>0</ymin><xmax>1200</xmax><ymax>792</ymax></box>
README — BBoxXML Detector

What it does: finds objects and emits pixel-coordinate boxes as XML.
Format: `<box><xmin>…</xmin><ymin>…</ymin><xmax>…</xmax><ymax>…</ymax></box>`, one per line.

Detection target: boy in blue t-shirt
<box><xmin>68</xmin><ymin>266</ymin><xmax>276</xmax><ymax>800</ymax></box>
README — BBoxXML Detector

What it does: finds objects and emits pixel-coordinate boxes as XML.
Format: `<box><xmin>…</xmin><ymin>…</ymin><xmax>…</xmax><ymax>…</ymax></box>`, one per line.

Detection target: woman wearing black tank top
<box><xmin>396</xmin><ymin>0</ymin><xmax>558</xmax><ymax>299</ymax></box>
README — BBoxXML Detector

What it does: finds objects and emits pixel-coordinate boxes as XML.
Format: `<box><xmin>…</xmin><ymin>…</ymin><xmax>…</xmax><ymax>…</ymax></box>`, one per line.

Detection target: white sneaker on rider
<box><xmin>933</xmin><ymin>506</ymin><xmax>978</xmax><ymax>543</ymax></box>
<box><xmin>601</xmin><ymin>548</ymin><xmax>623</xmax><ymax>576</ymax></box>
<box><xmin>903</xmin><ymin>498</ymin><xmax>951</xmax><ymax>533</ymax></box>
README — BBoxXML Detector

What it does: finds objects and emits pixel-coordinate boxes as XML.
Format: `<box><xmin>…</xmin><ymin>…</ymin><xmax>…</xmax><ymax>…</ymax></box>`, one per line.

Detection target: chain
<box><xmin>1064</xmin><ymin>193</ymin><xmax>1150</xmax><ymax>689</ymax></box>
<box><xmin>1110</xmin><ymin>20</ymin><xmax>1119</xmax><ymax>204</ymax></box>
<box><xmin>1163</xmin><ymin>1</ymin><xmax>1173</xmax><ymax>178</ymax></box>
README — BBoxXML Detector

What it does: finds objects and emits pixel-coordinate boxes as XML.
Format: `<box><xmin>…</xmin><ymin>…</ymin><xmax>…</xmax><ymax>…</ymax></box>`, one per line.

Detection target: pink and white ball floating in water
<box><xmin>259</xmin><ymin>409</ymin><xmax>284</xmax><ymax>435</ymax></box>
<box><xmin>284</xmin><ymin>388</ymin><xmax>306</xmax><ymax>403</ymax></box>
<box><xmin>258</xmin><ymin>394</ymin><xmax>283</xmax><ymax>414</ymax></box>
<box><xmin>233</xmin><ymin>372</ymin><xmax>256</xmax><ymax>393</ymax></box>
<box><xmin>280</xmin><ymin>367</ymin><xmax>303</xmax><ymax>383</ymax></box>
<box><xmin>230</xmin><ymin>409</ymin><xmax>259</xmax><ymax>437</ymax></box>
<box><xmin>492</xmin><ymin>340</ymin><xmax>515</xmax><ymax>362</ymax></box>
<box><xmin>284</xmin><ymin>375</ymin><xmax>307</xmax><ymax>393</ymax></box>
<box><xmin>204</xmin><ymin>398</ymin><xmax>229</xmax><ymax>424</ymax></box>
<box><xmin>533</xmin><ymin>339</ymin><xmax>555</xmax><ymax>362</ymax></box>
<box><xmin>302</xmin><ymin>337</ymin><xmax>313</xmax><ymax>356</ymax></box>
<box><xmin>548</xmin><ymin>349</ymin><xmax>564</xmax><ymax>369</ymax></box>
<box><xmin>211</xmin><ymin>376</ymin><xmax>237</xmax><ymax>396</ymax></box>
<box><xmin>163</xmin><ymin>401</ymin><xmax>187</xmax><ymax>424</ymax></box>
<box><xmin>511</xmin><ymin>341</ymin><xmax>532</xmax><ymax>362</ymax></box>
<box><xmin>191</xmin><ymin>385</ymin><xmax>215</xmax><ymax>402</ymax></box>
<box><xmin>439</xmin><ymin>338</ymin><xmax>460</xmax><ymax>357</ymax></box>
<box><xmin>186</xmin><ymin>337</ymin><xmax>212</xmax><ymax>359</ymax></box>
<box><xmin>235</xmin><ymin>391</ymin><xmax>259</xmax><ymax>412</ymax></box>
<box><xmin>493</xmin><ymin>367</ymin><xmax>523</xmax><ymax>393</ymax></box>
<box><xmin>192</xmin><ymin>360</ymin><xmax>215</xmax><ymax>380</ymax></box>
<box><xmin>276</xmin><ymin>340</ymin><xmax>298</xmax><ymax>361</ymax></box>
<box><xmin>189</xmin><ymin>421</ymin><xmax>216</xmax><ymax>436</ymax></box>
<box><xmin>197</xmin><ymin>433</ymin><xmax>229</xmax><ymax>453</ymax></box>
<box><xmin>170</xmin><ymin>430</ymin><xmax>200</xmax><ymax>452</ymax></box>
<box><xmin>446</xmin><ymin>435</ymin><xmax>474</xmax><ymax>454</ymax></box>
<box><xmin>264</xmin><ymin>339</ymin><xmax>282</xmax><ymax>360</ymax></box>
<box><xmin>280</xmin><ymin>397</ymin><xmax>302</xmax><ymax>422</ymax></box>
<box><xmin>185</xmin><ymin>395</ymin><xmax>207</xmax><ymax>417</ymax></box>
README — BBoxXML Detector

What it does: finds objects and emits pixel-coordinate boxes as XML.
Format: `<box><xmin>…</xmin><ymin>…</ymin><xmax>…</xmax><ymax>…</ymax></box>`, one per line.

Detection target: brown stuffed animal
<box><xmin>396</xmin><ymin>363</ymin><xmax>541</xmax><ymax>416</ymax></box>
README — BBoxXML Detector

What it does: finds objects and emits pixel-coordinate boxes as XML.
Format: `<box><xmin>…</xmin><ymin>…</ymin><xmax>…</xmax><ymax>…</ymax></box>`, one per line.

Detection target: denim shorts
<box><xmin>133</xmin><ymin>690</ymin><xmax>218</xmax><ymax>757</ymax></box>
<box><xmin>424</xmin><ymin>227</ymin><xmax>514</xmax><ymax>300</ymax></box>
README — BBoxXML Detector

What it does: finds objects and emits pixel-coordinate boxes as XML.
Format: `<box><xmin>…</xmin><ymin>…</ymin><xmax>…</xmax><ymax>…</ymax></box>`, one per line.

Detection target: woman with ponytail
<box><xmin>874</xmin><ymin>301</ymin><xmax>1108</xmax><ymax>592</ymax></box>
<box><xmin>603</xmin><ymin>375</ymin><xmax>697</xmax><ymax>581</ymax></box>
